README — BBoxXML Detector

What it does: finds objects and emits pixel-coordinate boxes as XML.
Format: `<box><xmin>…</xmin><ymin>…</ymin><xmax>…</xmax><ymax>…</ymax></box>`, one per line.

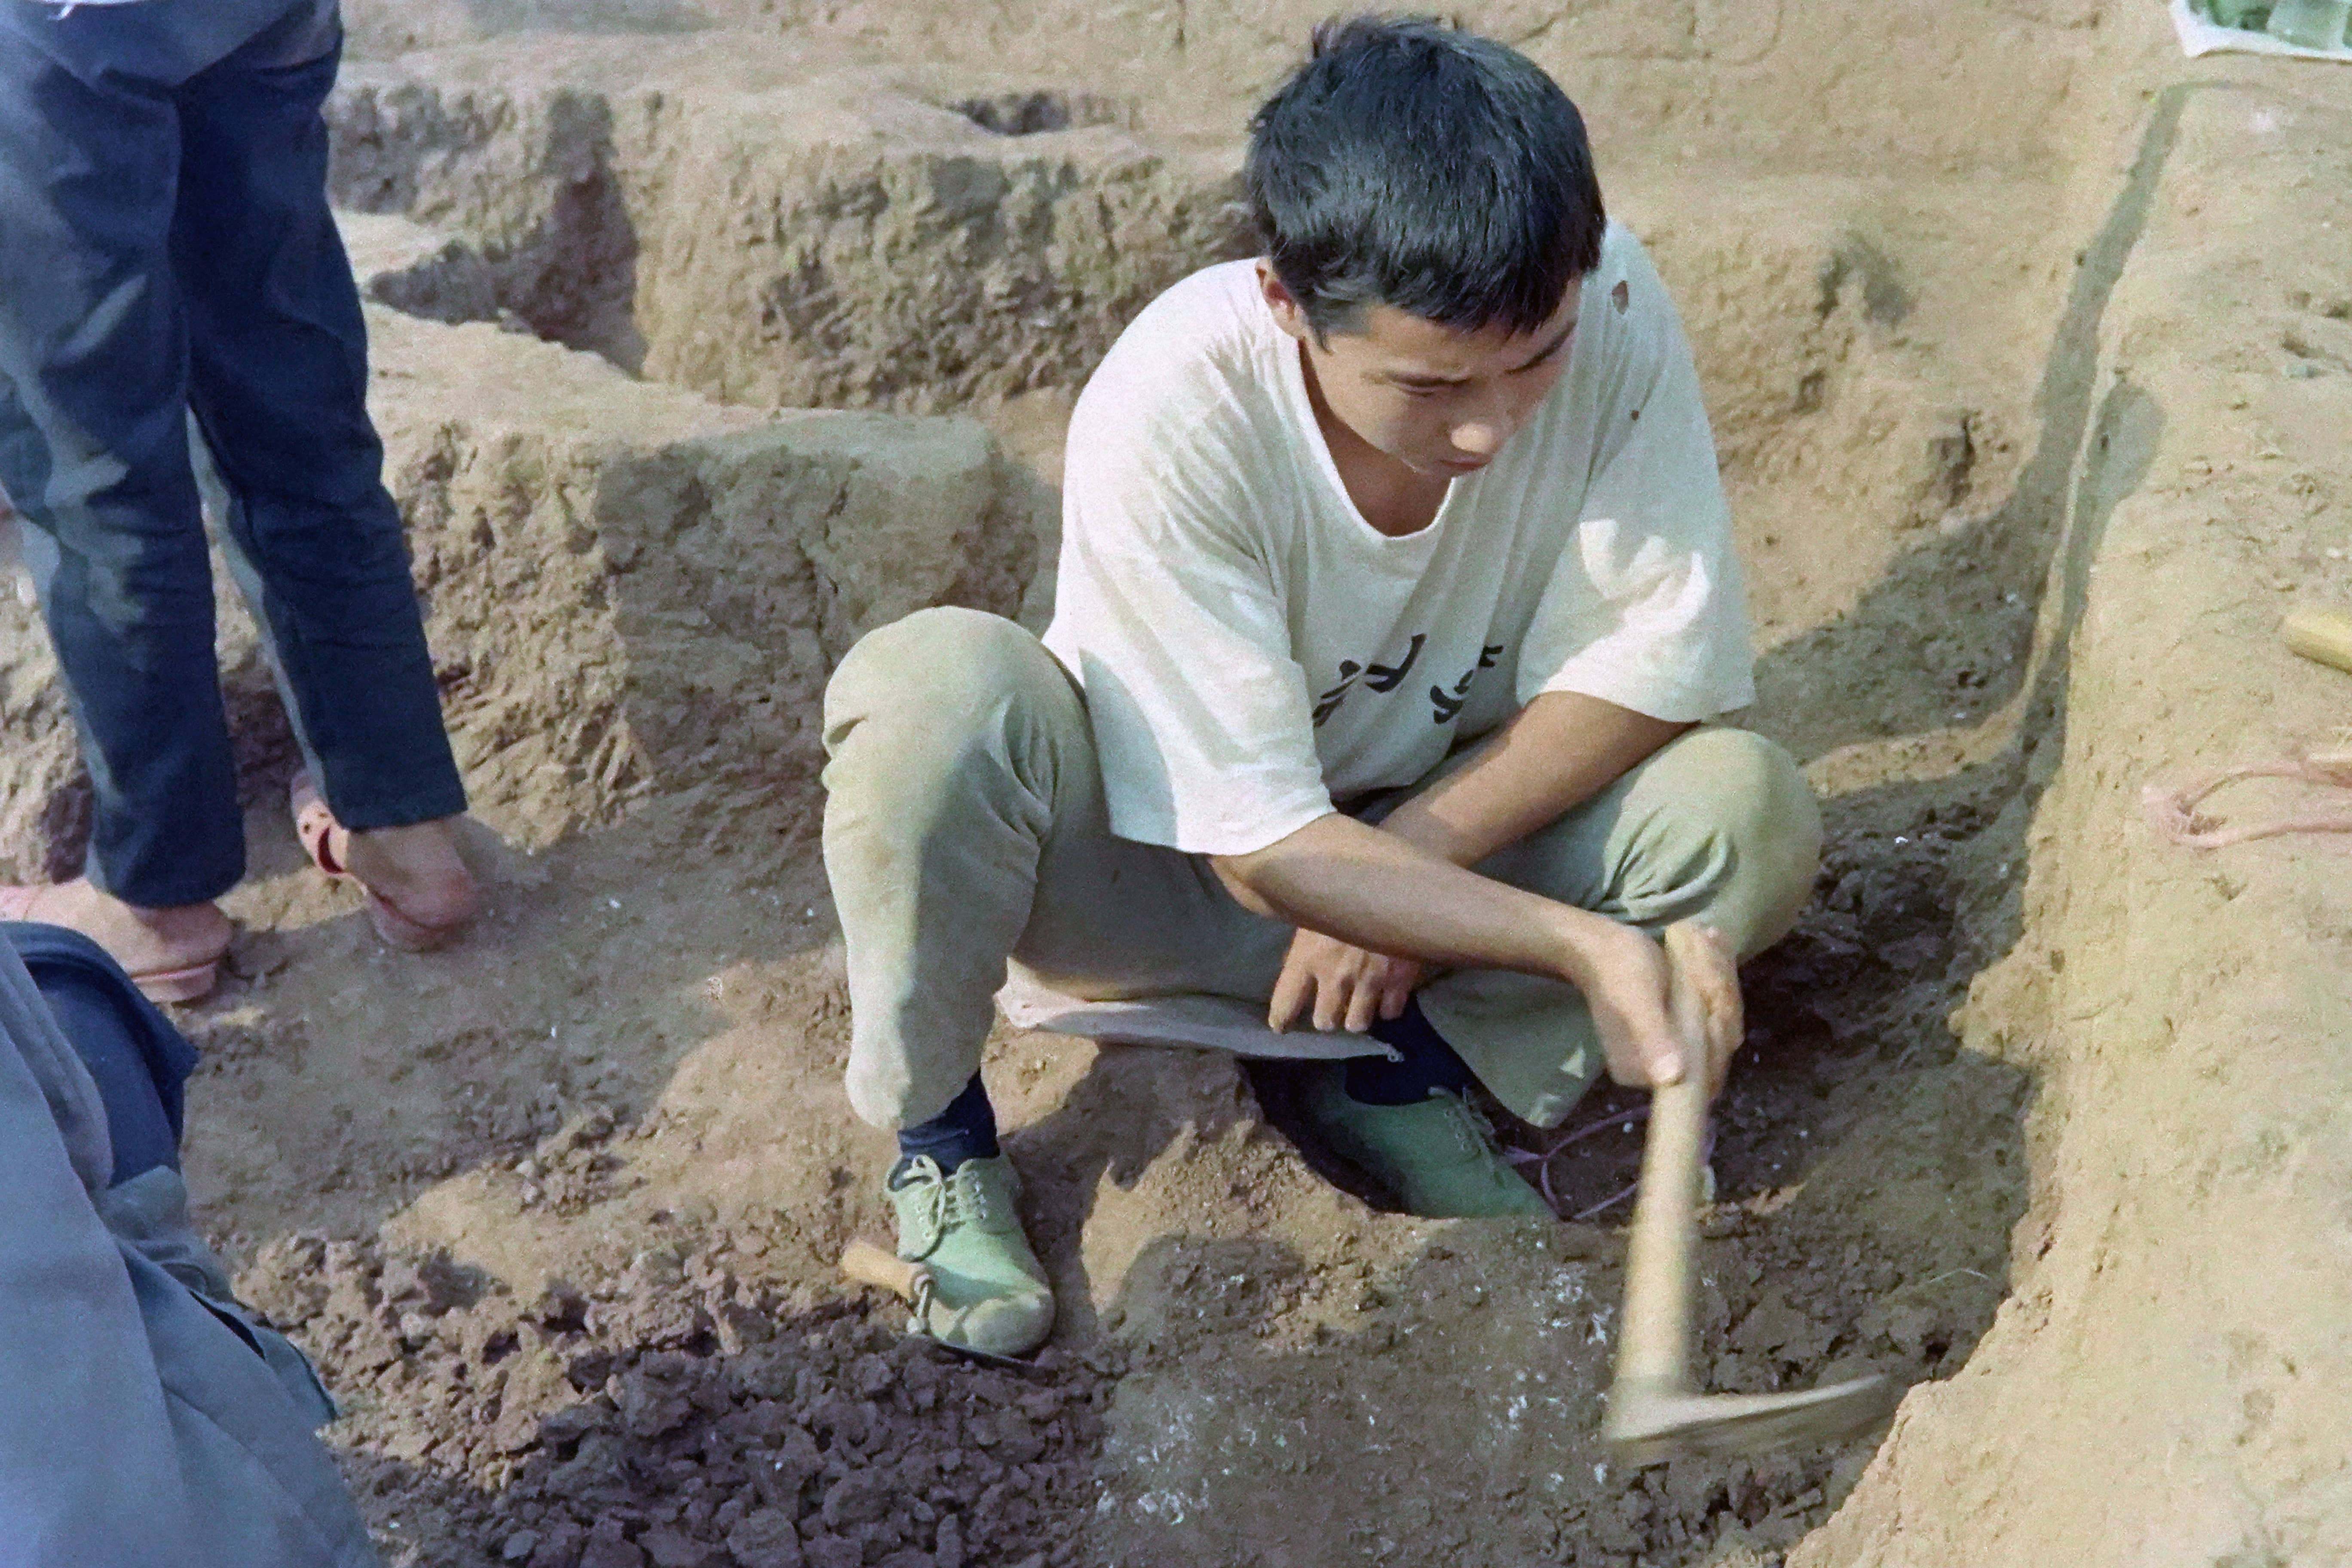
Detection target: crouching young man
<box><xmin>819</xmin><ymin>16</ymin><xmax>1821</xmax><ymax>1357</ymax></box>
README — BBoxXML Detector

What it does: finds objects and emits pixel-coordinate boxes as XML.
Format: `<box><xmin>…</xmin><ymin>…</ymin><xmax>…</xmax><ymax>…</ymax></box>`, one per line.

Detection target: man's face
<box><xmin>1259</xmin><ymin>261</ymin><xmax>1580</xmax><ymax>478</ymax></box>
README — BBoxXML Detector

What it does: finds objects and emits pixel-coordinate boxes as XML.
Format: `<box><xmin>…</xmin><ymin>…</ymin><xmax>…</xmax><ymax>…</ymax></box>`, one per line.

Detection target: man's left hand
<box><xmin>1268</xmin><ymin>928</ymin><xmax>1425</xmax><ymax>1033</ymax></box>
<box><xmin>1678</xmin><ymin>923</ymin><xmax>1745</xmax><ymax>1099</ymax></box>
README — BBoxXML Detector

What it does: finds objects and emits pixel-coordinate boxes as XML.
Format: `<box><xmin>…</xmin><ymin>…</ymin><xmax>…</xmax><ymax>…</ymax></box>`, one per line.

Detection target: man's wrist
<box><xmin>1544</xmin><ymin>903</ymin><xmax>1632</xmax><ymax>988</ymax></box>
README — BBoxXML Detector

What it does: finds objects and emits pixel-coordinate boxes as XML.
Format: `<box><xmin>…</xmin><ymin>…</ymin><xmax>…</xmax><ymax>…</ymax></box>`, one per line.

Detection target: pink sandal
<box><xmin>289</xmin><ymin>774</ymin><xmax>470</xmax><ymax>952</ymax></box>
<box><xmin>0</xmin><ymin>884</ymin><xmax>226</xmax><ymax>1004</ymax></box>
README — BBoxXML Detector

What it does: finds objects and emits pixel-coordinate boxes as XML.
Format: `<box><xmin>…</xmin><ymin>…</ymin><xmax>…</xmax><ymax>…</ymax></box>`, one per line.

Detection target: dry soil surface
<box><xmin>3</xmin><ymin>3</ymin><xmax>2349</xmax><ymax>1565</ymax></box>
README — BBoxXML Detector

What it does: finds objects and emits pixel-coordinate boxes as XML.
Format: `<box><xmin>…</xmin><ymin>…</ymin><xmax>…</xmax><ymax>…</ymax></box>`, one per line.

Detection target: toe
<box><xmin>928</xmin><ymin>1287</ymin><xmax>1055</xmax><ymax>1359</ymax></box>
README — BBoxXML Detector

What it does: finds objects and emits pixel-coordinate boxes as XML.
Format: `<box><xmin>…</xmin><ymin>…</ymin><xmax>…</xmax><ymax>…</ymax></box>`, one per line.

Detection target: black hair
<box><xmin>1246</xmin><ymin>15</ymin><xmax>1606</xmax><ymax>339</ymax></box>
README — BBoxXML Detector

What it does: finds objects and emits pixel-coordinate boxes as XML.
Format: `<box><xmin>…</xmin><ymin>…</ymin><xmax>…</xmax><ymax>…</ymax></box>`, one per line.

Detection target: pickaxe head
<box><xmin>1601</xmin><ymin>1371</ymin><xmax>1898</xmax><ymax>1466</ymax></box>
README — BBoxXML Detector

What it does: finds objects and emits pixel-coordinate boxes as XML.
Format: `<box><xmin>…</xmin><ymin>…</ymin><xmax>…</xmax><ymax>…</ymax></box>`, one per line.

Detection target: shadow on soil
<box><xmin>276</xmin><ymin>1262</ymin><xmax>1112</xmax><ymax>1568</ymax></box>
<box><xmin>1753</xmin><ymin>85</ymin><xmax>2189</xmax><ymax>768</ymax></box>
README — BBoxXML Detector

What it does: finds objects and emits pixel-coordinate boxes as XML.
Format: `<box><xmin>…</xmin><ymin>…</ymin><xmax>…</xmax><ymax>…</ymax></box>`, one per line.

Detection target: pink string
<box><xmin>1574</xmin><ymin>1125</ymin><xmax>1715</xmax><ymax>1222</ymax></box>
<box><xmin>2141</xmin><ymin>754</ymin><xmax>2352</xmax><ymax>849</ymax></box>
<box><xmin>1541</xmin><ymin>1102</ymin><xmax>1651</xmax><ymax>1158</ymax></box>
<box><xmin>1573</xmin><ymin>1181</ymin><xmax>1638</xmax><ymax>1222</ymax></box>
<box><xmin>1508</xmin><ymin>1104</ymin><xmax>1712</xmax><ymax>1223</ymax></box>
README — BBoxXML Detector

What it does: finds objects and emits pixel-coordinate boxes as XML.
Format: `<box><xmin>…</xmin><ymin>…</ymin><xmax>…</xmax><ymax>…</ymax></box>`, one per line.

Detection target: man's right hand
<box><xmin>1563</xmin><ymin>916</ymin><xmax>1683</xmax><ymax>1086</ymax></box>
<box><xmin>1267</xmin><ymin>926</ymin><xmax>1426</xmax><ymax>1033</ymax></box>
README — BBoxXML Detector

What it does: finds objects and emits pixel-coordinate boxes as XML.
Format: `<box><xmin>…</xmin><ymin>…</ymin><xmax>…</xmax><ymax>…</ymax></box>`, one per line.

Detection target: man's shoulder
<box><xmin>1574</xmin><ymin>220</ymin><xmax>1682</xmax><ymax>354</ymax></box>
<box><xmin>1508</xmin><ymin>221</ymin><xmax>1684</xmax><ymax>445</ymax></box>
<box><xmin>1072</xmin><ymin>260</ymin><xmax>1280</xmax><ymax>444</ymax></box>
<box><xmin>1115</xmin><ymin>257</ymin><xmax>1270</xmax><ymax>353</ymax></box>
<box><xmin>1596</xmin><ymin>218</ymin><xmax>1647</xmax><ymax>273</ymax></box>
<box><xmin>1572</xmin><ymin>221</ymin><xmax>1666</xmax><ymax>327</ymax></box>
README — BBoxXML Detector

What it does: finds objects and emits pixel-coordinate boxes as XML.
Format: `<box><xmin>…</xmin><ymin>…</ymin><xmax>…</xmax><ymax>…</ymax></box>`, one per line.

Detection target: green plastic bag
<box><xmin>2266</xmin><ymin>0</ymin><xmax>2351</xmax><ymax>46</ymax></box>
<box><xmin>2202</xmin><ymin>0</ymin><xmax>2272</xmax><ymax>28</ymax></box>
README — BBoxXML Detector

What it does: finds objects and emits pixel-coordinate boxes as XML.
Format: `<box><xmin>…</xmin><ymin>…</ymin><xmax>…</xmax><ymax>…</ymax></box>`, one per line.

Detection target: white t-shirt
<box><xmin>1042</xmin><ymin>222</ymin><xmax>1754</xmax><ymax>857</ymax></box>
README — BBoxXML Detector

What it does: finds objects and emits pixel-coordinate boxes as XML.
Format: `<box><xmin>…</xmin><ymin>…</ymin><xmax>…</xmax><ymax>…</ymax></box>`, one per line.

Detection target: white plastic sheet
<box><xmin>2170</xmin><ymin>0</ymin><xmax>2352</xmax><ymax>61</ymax></box>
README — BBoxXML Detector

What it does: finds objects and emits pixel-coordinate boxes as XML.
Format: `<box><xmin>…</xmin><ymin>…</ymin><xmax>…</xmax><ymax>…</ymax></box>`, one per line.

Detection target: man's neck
<box><xmin>1300</xmin><ymin>348</ymin><xmax>1449</xmax><ymax>538</ymax></box>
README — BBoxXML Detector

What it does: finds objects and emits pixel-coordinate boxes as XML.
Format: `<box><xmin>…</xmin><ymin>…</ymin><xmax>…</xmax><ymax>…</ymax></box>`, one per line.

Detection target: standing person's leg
<box><xmin>0</xmin><ymin>9</ymin><xmax>240</xmax><ymax>995</ymax></box>
<box><xmin>172</xmin><ymin>7</ymin><xmax>476</xmax><ymax>947</ymax></box>
<box><xmin>1415</xmin><ymin>726</ymin><xmax>1822</xmax><ymax>1129</ymax></box>
<box><xmin>822</xmin><ymin>606</ymin><xmax>1284</xmax><ymax>1353</ymax></box>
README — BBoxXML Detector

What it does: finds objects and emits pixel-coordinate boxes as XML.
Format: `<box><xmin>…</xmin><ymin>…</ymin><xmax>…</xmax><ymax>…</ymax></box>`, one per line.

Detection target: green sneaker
<box><xmin>1300</xmin><ymin>1067</ymin><xmax>1556</xmax><ymax>1219</ymax></box>
<box><xmin>885</xmin><ymin>1154</ymin><xmax>1054</xmax><ymax>1357</ymax></box>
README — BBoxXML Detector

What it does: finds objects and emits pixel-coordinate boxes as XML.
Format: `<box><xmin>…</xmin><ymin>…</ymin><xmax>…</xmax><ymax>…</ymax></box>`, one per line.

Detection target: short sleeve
<box><xmin>1047</xmin><ymin>379</ymin><xmax>1335</xmax><ymax>856</ymax></box>
<box><xmin>1518</xmin><ymin>239</ymin><xmax>1756</xmax><ymax>721</ymax></box>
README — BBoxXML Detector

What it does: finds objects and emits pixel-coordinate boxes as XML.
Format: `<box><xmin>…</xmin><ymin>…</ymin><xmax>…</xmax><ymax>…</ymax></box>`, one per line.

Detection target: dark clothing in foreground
<box><xmin>0</xmin><ymin>920</ymin><xmax>374</xmax><ymax>1567</ymax></box>
<box><xmin>8</xmin><ymin>920</ymin><xmax>194</xmax><ymax>1183</ymax></box>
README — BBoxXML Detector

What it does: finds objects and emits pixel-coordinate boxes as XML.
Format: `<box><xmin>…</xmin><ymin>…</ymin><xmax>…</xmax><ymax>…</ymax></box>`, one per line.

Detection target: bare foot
<box><xmin>340</xmin><ymin>816</ymin><xmax>480</xmax><ymax>937</ymax></box>
<box><xmin>0</xmin><ymin>877</ymin><xmax>231</xmax><ymax>995</ymax></box>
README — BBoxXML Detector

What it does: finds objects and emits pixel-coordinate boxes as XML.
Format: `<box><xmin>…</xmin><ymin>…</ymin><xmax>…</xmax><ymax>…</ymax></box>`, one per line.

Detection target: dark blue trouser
<box><xmin>0</xmin><ymin>0</ymin><xmax>466</xmax><ymax>908</ymax></box>
<box><xmin>5</xmin><ymin>922</ymin><xmax>195</xmax><ymax>1186</ymax></box>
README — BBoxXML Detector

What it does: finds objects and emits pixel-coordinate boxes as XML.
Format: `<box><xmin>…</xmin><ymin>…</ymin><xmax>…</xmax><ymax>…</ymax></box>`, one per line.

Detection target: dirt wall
<box><xmin>0</xmin><ymin>301</ymin><xmax>1038</xmax><ymax>878</ymax></box>
<box><xmin>326</xmin><ymin>44</ymin><xmax>1247</xmax><ymax>413</ymax></box>
<box><xmin>1802</xmin><ymin>78</ymin><xmax>2352</xmax><ymax>1566</ymax></box>
<box><xmin>363</xmin><ymin>306</ymin><xmax>1037</xmax><ymax>850</ymax></box>
<box><xmin>340</xmin><ymin>0</ymin><xmax>2112</xmax><ymax>178</ymax></box>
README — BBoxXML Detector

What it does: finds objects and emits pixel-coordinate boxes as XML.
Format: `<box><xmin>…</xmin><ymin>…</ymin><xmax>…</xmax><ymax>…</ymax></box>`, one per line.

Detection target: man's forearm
<box><xmin>1212</xmin><ymin>802</ymin><xmax>1694</xmax><ymax>1084</ymax></box>
<box><xmin>1378</xmin><ymin>690</ymin><xmax>1688</xmax><ymax>866</ymax></box>
<box><xmin>1210</xmin><ymin>811</ymin><xmax>1629</xmax><ymax>988</ymax></box>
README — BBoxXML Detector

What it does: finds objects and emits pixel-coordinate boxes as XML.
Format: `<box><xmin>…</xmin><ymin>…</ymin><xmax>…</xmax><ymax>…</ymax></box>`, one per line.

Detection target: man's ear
<box><xmin>1256</xmin><ymin>259</ymin><xmax>1314</xmax><ymax>344</ymax></box>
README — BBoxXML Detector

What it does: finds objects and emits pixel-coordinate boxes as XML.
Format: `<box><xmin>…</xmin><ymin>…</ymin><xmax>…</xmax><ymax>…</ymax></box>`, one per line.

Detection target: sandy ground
<box><xmin>3</xmin><ymin>2</ymin><xmax>2351</xmax><ymax>1565</ymax></box>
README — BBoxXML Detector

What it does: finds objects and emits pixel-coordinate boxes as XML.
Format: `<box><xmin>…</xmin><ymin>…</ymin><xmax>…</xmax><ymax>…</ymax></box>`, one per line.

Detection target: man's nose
<box><xmin>1450</xmin><ymin>416</ymin><xmax>1510</xmax><ymax>457</ymax></box>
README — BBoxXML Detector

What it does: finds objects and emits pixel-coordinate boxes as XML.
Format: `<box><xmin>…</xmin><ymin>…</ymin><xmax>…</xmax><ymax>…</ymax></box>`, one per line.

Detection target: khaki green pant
<box><xmin>821</xmin><ymin>608</ymin><xmax>1821</xmax><ymax>1132</ymax></box>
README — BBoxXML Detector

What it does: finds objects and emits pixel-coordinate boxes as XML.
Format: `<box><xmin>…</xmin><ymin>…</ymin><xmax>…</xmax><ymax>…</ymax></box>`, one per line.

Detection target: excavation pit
<box><xmin>2</xmin><ymin>5</ymin><xmax>2346</xmax><ymax>1566</ymax></box>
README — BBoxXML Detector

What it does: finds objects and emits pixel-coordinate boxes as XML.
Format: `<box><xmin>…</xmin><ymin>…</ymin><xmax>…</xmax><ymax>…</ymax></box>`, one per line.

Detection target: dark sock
<box><xmin>1344</xmin><ymin>998</ymin><xmax>1474</xmax><ymax>1106</ymax></box>
<box><xmin>894</xmin><ymin>1072</ymin><xmax>1000</xmax><ymax>1176</ymax></box>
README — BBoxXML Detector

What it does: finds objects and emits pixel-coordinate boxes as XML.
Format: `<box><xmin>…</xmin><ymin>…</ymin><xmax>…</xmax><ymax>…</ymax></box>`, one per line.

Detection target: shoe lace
<box><xmin>1435</xmin><ymin>1094</ymin><xmax>1484</xmax><ymax>1153</ymax></box>
<box><xmin>943</xmin><ymin>1165</ymin><xmax>995</xmax><ymax>1227</ymax></box>
<box><xmin>906</xmin><ymin>1161</ymin><xmax>996</xmax><ymax>1246</ymax></box>
<box><xmin>1437</xmin><ymin>1095</ymin><xmax>1519</xmax><ymax>1182</ymax></box>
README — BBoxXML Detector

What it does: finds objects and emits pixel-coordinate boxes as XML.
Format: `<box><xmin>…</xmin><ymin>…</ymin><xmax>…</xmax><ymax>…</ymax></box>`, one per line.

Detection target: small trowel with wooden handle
<box><xmin>837</xmin><ymin>1240</ymin><xmax>1032</xmax><ymax>1369</ymax></box>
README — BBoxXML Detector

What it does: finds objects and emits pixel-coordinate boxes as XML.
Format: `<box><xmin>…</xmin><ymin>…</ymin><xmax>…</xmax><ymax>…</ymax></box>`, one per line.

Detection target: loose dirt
<box><xmin>3</xmin><ymin>2</ymin><xmax>2349</xmax><ymax>1565</ymax></box>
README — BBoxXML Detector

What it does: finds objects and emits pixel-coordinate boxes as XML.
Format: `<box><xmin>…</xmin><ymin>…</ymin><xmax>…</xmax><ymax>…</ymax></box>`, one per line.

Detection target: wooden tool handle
<box><xmin>1614</xmin><ymin>923</ymin><xmax>1715</xmax><ymax>1394</ymax></box>
<box><xmin>2284</xmin><ymin>607</ymin><xmax>2352</xmax><ymax>675</ymax></box>
<box><xmin>839</xmin><ymin>1239</ymin><xmax>930</xmax><ymax>1304</ymax></box>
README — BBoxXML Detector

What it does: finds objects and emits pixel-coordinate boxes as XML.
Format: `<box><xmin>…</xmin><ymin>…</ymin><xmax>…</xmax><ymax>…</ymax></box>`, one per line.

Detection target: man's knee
<box><xmin>844</xmin><ymin>1048</ymin><xmax>917</xmax><ymax>1131</ymax></box>
<box><xmin>1687</xmin><ymin>726</ymin><xmax>1819</xmax><ymax>845</ymax></box>
<box><xmin>822</xmin><ymin>607</ymin><xmax>1063</xmax><ymax>756</ymax></box>
<box><xmin>1656</xmin><ymin>726</ymin><xmax>1822</xmax><ymax>948</ymax></box>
